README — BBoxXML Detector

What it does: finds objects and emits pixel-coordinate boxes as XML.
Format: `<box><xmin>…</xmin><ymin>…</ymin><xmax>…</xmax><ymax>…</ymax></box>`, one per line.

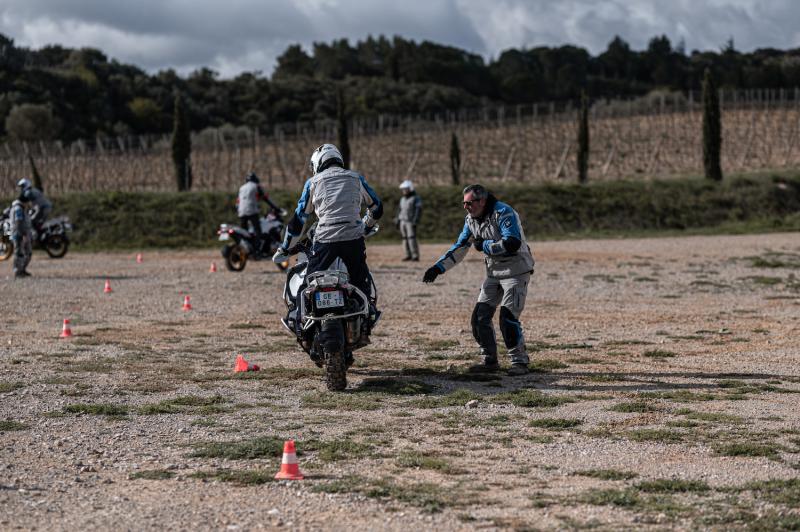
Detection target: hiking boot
<box><xmin>402</xmin><ymin>256</ymin><xmax>413</xmax><ymax>261</ymax></box>
<box><xmin>411</xmin><ymin>257</ymin><xmax>419</xmax><ymax>262</ymax></box>
<box><xmin>507</xmin><ymin>363</ymin><xmax>530</xmax><ymax>376</ymax></box>
<box><xmin>468</xmin><ymin>357</ymin><xmax>500</xmax><ymax>373</ymax></box>
<box><xmin>14</xmin><ymin>270</ymin><xmax>31</xmax><ymax>279</ymax></box>
<box><xmin>345</xmin><ymin>352</ymin><xmax>355</xmax><ymax>369</ymax></box>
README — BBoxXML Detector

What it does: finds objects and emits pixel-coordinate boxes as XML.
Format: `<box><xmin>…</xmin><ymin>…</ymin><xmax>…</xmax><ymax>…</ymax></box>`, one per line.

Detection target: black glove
<box><xmin>473</xmin><ymin>239</ymin><xmax>484</xmax><ymax>252</ymax></box>
<box><xmin>422</xmin><ymin>266</ymin><xmax>441</xmax><ymax>283</ymax></box>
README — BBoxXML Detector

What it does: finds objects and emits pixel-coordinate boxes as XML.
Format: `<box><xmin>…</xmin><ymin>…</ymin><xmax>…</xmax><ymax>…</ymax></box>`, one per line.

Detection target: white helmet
<box><xmin>309</xmin><ymin>144</ymin><xmax>343</xmax><ymax>174</ymax></box>
<box><xmin>399</xmin><ymin>179</ymin><xmax>414</xmax><ymax>191</ymax></box>
<box><xmin>17</xmin><ymin>178</ymin><xmax>31</xmax><ymax>191</ymax></box>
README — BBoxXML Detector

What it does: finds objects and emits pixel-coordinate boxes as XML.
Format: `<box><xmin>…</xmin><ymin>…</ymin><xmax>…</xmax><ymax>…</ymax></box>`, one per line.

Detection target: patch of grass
<box><xmin>314</xmin><ymin>439</ymin><xmax>373</xmax><ymax>462</ymax></box>
<box><xmin>609</xmin><ymin>401</ymin><xmax>659</xmax><ymax>413</ymax></box>
<box><xmin>312</xmin><ymin>475</ymin><xmax>455</xmax><ymax>513</ymax></box>
<box><xmin>577</xmin><ymin>488</ymin><xmax>640</xmax><ymax>507</ymax></box>
<box><xmin>626</xmin><ymin>429</ymin><xmax>684</xmax><ymax>443</ymax></box>
<box><xmin>190</xmin><ymin>436</ymin><xmax>285</xmax><ymax>460</ymax></box>
<box><xmin>129</xmin><ymin>469</ymin><xmax>175</xmax><ymax>480</ymax></box>
<box><xmin>641</xmin><ymin>390</ymin><xmax>717</xmax><ymax>402</ymax></box>
<box><xmin>301</xmin><ymin>392</ymin><xmax>383</xmax><ymax>410</ymax></box>
<box><xmin>138</xmin><ymin>394</ymin><xmax>228</xmax><ymax>415</ymax></box>
<box><xmin>492</xmin><ymin>389</ymin><xmax>573</xmax><ymax>408</ymax></box>
<box><xmin>411</xmin><ymin>389</ymin><xmax>480</xmax><ymax>408</ymax></box>
<box><xmin>0</xmin><ymin>382</ymin><xmax>23</xmax><ymax>393</ymax></box>
<box><xmin>229</xmin><ymin>323</ymin><xmax>262</xmax><ymax>329</ymax></box>
<box><xmin>529</xmin><ymin>418</ymin><xmax>582</xmax><ymax>430</ymax></box>
<box><xmin>396</xmin><ymin>451</ymin><xmax>460</xmax><ymax>474</ymax></box>
<box><xmin>642</xmin><ymin>349</ymin><xmax>678</xmax><ymax>358</ymax></box>
<box><xmin>190</xmin><ymin>468</ymin><xmax>274</xmax><ymax>486</ymax></box>
<box><xmin>528</xmin><ymin>359</ymin><xmax>569</xmax><ymax>372</ymax></box>
<box><xmin>743</xmin><ymin>275</ymin><xmax>782</xmax><ymax>286</ymax></box>
<box><xmin>744</xmin><ymin>478</ymin><xmax>800</xmax><ymax>505</ymax></box>
<box><xmin>354</xmin><ymin>379</ymin><xmax>435</xmax><ymax>395</ymax></box>
<box><xmin>64</xmin><ymin>403</ymin><xmax>128</xmax><ymax>416</ymax></box>
<box><xmin>410</xmin><ymin>338</ymin><xmax>459</xmax><ymax>351</ymax></box>
<box><xmin>683</xmin><ymin>411</ymin><xmax>745</xmax><ymax>424</ymax></box>
<box><xmin>0</xmin><ymin>420</ymin><xmax>29</xmax><ymax>432</ymax></box>
<box><xmin>573</xmin><ymin>469</ymin><xmax>637</xmax><ymax>481</ymax></box>
<box><xmin>713</xmin><ymin>442</ymin><xmax>781</xmax><ymax>458</ymax></box>
<box><xmin>636</xmin><ymin>479</ymin><xmax>709</xmax><ymax>493</ymax></box>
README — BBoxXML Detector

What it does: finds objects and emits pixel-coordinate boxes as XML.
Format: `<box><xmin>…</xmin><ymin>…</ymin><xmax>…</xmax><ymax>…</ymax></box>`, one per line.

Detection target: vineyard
<box><xmin>1</xmin><ymin>89</ymin><xmax>799</xmax><ymax>196</ymax></box>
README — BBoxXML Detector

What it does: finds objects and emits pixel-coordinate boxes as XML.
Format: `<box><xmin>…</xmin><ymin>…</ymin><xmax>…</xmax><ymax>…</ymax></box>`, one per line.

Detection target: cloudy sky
<box><xmin>1</xmin><ymin>0</ymin><xmax>798</xmax><ymax>78</ymax></box>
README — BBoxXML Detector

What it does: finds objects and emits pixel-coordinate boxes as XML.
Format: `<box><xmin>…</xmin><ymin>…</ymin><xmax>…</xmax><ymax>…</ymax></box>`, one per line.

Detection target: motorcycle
<box><xmin>217</xmin><ymin>209</ymin><xmax>289</xmax><ymax>272</ymax></box>
<box><xmin>0</xmin><ymin>208</ymin><xmax>72</xmax><ymax>261</ymax></box>
<box><xmin>274</xmin><ymin>224</ymin><xmax>379</xmax><ymax>391</ymax></box>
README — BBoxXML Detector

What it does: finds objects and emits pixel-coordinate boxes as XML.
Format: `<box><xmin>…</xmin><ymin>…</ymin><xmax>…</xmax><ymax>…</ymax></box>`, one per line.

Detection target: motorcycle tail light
<box><xmin>228</xmin><ymin>229</ymin><xmax>234</xmax><ymax>235</ymax></box>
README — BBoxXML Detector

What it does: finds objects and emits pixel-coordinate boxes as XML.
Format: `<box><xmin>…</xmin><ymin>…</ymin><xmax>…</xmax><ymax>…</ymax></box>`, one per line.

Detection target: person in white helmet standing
<box><xmin>395</xmin><ymin>180</ymin><xmax>422</xmax><ymax>261</ymax></box>
<box><xmin>9</xmin><ymin>199</ymin><xmax>32</xmax><ymax>278</ymax></box>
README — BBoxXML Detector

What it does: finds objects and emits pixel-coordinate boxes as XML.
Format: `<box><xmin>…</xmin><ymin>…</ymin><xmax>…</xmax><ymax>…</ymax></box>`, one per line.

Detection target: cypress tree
<box><xmin>702</xmin><ymin>68</ymin><xmax>722</xmax><ymax>181</ymax></box>
<box><xmin>450</xmin><ymin>132</ymin><xmax>461</xmax><ymax>185</ymax></box>
<box><xmin>28</xmin><ymin>154</ymin><xmax>43</xmax><ymax>192</ymax></box>
<box><xmin>336</xmin><ymin>87</ymin><xmax>350</xmax><ymax>168</ymax></box>
<box><xmin>171</xmin><ymin>92</ymin><xmax>192</xmax><ymax>191</ymax></box>
<box><xmin>577</xmin><ymin>91</ymin><xmax>589</xmax><ymax>184</ymax></box>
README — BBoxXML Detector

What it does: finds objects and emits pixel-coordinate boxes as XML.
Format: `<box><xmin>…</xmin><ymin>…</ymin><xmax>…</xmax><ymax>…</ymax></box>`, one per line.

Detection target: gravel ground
<box><xmin>1</xmin><ymin>233</ymin><xmax>800</xmax><ymax>530</ymax></box>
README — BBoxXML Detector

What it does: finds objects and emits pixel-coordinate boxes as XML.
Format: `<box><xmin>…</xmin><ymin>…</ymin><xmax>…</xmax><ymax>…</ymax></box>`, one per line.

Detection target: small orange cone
<box><xmin>234</xmin><ymin>354</ymin><xmax>260</xmax><ymax>372</ymax></box>
<box><xmin>103</xmin><ymin>279</ymin><xmax>113</xmax><ymax>293</ymax></box>
<box><xmin>274</xmin><ymin>440</ymin><xmax>304</xmax><ymax>480</ymax></box>
<box><xmin>59</xmin><ymin>319</ymin><xmax>73</xmax><ymax>339</ymax></box>
<box><xmin>136</xmin><ymin>253</ymin><xmax>143</xmax><ymax>264</ymax></box>
<box><xmin>182</xmin><ymin>295</ymin><xmax>192</xmax><ymax>311</ymax></box>
<box><xmin>209</xmin><ymin>262</ymin><xmax>217</xmax><ymax>273</ymax></box>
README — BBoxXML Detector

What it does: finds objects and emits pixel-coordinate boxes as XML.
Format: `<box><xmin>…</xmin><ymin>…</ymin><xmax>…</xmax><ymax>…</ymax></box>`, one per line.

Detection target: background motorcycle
<box><xmin>0</xmin><ymin>208</ymin><xmax>72</xmax><ymax>261</ymax></box>
<box><xmin>217</xmin><ymin>209</ymin><xmax>289</xmax><ymax>272</ymax></box>
<box><xmin>275</xmin><ymin>224</ymin><xmax>379</xmax><ymax>391</ymax></box>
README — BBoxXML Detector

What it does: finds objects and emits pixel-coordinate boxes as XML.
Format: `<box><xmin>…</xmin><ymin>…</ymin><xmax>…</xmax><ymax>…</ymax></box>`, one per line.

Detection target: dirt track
<box><xmin>1</xmin><ymin>234</ymin><xmax>800</xmax><ymax>530</ymax></box>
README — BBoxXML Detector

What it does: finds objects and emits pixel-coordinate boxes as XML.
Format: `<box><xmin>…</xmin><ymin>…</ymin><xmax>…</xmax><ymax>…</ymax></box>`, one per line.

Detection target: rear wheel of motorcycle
<box><xmin>225</xmin><ymin>244</ymin><xmax>247</xmax><ymax>271</ymax></box>
<box><xmin>0</xmin><ymin>236</ymin><xmax>13</xmax><ymax>261</ymax></box>
<box><xmin>325</xmin><ymin>349</ymin><xmax>347</xmax><ymax>391</ymax></box>
<box><xmin>44</xmin><ymin>234</ymin><xmax>69</xmax><ymax>258</ymax></box>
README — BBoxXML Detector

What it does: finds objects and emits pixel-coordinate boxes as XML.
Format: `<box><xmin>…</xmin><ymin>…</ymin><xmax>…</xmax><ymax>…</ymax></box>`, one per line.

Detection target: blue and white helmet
<box><xmin>17</xmin><ymin>178</ymin><xmax>31</xmax><ymax>191</ymax></box>
<box><xmin>309</xmin><ymin>144</ymin><xmax>343</xmax><ymax>175</ymax></box>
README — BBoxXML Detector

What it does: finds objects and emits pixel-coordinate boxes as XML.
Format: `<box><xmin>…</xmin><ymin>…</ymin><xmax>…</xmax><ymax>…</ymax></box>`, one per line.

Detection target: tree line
<box><xmin>1</xmin><ymin>32</ymin><xmax>798</xmax><ymax>144</ymax></box>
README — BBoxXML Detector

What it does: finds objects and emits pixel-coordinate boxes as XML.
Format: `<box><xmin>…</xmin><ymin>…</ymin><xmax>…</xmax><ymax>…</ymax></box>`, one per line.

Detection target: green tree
<box><xmin>5</xmin><ymin>104</ymin><xmax>60</xmax><ymax>141</ymax></box>
<box><xmin>450</xmin><ymin>132</ymin><xmax>461</xmax><ymax>185</ymax></box>
<box><xmin>171</xmin><ymin>92</ymin><xmax>192</xmax><ymax>191</ymax></box>
<box><xmin>702</xmin><ymin>68</ymin><xmax>722</xmax><ymax>181</ymax></box>
<box><xmin>128</xmin><ymin>97</ymin><xmax>162</xmax><ymax>133</ymax></box>
<box><xmin>577</xmin><ymin>91</ymin><xmax>589</xmax><ymax>184</ymax></box>
<box><xmin>336</xmin><ymin>86</ymin><xmax>350</xmax><ymax>168</ymax></box>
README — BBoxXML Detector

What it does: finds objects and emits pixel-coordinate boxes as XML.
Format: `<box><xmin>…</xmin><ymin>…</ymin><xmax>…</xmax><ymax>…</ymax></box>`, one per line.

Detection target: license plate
<box><xmin>315</xmin><ymin>290</ymin><xmax>344</xmax><ymax>308</ymax></box>
<box><xmin>218</xmin><ymin>233</ymin><xmax>230</xmax><ymax>241</ymax></box>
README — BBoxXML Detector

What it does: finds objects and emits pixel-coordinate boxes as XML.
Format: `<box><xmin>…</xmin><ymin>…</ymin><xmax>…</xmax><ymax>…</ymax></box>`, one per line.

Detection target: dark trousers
<box><xmin>306</xmin><ymin>238</ymin><xmax>371</xmax><ymax>299</ymax></box>
<box><xmin>239</xmin><ymin>214</ymin><xmax>263</xmax><ymax>249</ymax></box>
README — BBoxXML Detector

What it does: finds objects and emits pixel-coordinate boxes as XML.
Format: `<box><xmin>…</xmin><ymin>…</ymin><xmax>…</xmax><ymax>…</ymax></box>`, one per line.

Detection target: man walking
<box><xmin>422</xmin><ymin>184</ymin><xmax>534</xmax><ymax>375</ymax></box>
<box><xmin>395</xmin><ymin>180</ymin><xmax>422</xmax><ymax>261</ymax></box>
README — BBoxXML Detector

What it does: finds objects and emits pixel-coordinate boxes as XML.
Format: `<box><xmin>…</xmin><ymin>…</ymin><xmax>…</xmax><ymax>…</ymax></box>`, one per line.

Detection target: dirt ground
<box><xmin>1</xmin><ymin>234</ymin><xmax>799</xmax><ymax>531</ymax></box>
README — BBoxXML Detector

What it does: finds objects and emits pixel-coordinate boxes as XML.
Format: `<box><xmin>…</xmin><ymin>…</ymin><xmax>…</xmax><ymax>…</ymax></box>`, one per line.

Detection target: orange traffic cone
<box><xmin>59</xmin><ymin>319</ymin><xmax>73</xmax><ymax>339</ymax></box>
<box><xmin>103</xmin><ymin>279</ymin><xmax>113</xmax><ymax>293</ymax></box>
<box><xmin>234</xmin><ymin>354</ymin><xmax>260</xmax><ymax>372</ymax></box>
<box><xmin>274</xmin><ymin>440</ymin><xmax>304</xmax><ymax>480</ymax></box>
<box><xmin>182</xmin><ymin>295</ymin><xmax>192</xmax><ymax>311</ymax></box>
<box><xmin>136</xmin><ymin>253</ymin><xmax>143</xmax><ymax>263</ymax></box>
<box><xmin>209</xmin><ymin>262</ymin><xmax>217</xmax><ymax>273</ymax></box>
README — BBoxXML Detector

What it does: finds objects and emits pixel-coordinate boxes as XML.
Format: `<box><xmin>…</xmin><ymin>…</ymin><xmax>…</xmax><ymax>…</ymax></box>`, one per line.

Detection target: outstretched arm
<box><xmin>281</xmin><ymin>179</ymin><xmax>314</xmax><ymax>249</ymax></box>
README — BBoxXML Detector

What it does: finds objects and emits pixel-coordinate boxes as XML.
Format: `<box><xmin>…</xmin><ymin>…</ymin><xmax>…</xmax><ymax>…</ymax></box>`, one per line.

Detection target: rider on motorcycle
<box><xmin>10</xmin><ymin>199</ymin><xmax>32</xmax><ymax>278</ymax></box>
<box><xmin>17</xmin><ymin>178</ymin><xmax>51</xmax><ymax>233</ymax></box>
<box><xmin>236</xmin><ymin>172</ymin><xmax>284</xmax><ymax>255</ymax></box>
<box><xmin>276</xmin><ymin>144</ymin><xmax>383</xmax><ymax>353</ymax></box>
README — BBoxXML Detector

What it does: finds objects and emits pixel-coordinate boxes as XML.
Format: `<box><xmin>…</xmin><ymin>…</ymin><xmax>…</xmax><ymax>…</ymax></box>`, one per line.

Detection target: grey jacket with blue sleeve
<box><xmin>434</xmin><ymin>195</ymin><xmax>534</xmax><ymax>279</ymax></box>
<box><xmin>283</xmin><ymin>166</ymin><xmax>383</xmax><ymax>245</ymax></box>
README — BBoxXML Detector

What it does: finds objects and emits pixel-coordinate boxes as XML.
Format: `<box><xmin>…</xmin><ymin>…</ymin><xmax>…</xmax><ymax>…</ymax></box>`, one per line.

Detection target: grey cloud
<box><xmin>0</xmin><ymin>0</ymin><xmax>799</xmax><ymax>78</ymax></box>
